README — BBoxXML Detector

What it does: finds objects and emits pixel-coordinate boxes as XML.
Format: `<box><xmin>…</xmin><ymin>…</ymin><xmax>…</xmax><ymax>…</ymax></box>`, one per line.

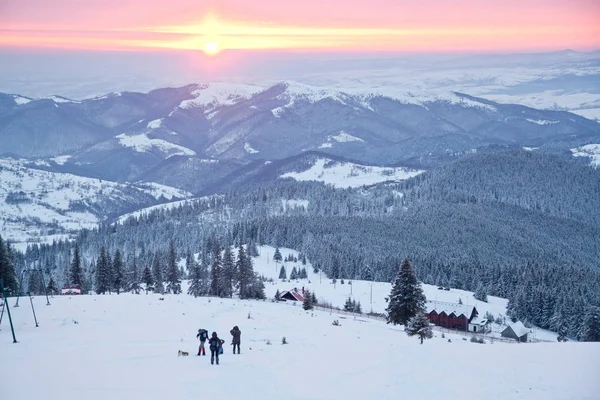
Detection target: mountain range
<box><xmin>1</xmin><ymin>81</ymin><xmax>600</xmax><ymax>248</ymax></box>
<box><xmin>2</xmin><ymin>81</ymin><xmax>599</xmax><ymax>187</ymax></box>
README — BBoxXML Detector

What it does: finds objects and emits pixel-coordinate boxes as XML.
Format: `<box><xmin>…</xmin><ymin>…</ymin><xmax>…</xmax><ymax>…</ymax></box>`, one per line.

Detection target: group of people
<box><xmin>196</xmin><ymin>326</ymin><xmax>242</xmax><ymax>365</ymax></box>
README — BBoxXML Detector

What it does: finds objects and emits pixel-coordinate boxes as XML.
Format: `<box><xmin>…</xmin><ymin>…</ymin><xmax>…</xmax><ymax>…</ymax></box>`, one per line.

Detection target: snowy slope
<box><xmin>571</xmin><ymin>144</ymin><xmax>600</xmax><ymax>167</ymax></box>
<box><xmin>178</xmin><ymin>83</ymin><xmax>264</xmax><ymax>110</ymax></box>
<box><xmin>280</xmin><ymin>158</ymin><xmax>424</xmax><ymax>188</ymax></box>
<box><xmin>0</xmin><ymin>158</ymin><xmax>191</xmax><ymax>247</ymax></box>
<box><xmin>116</xmin><ymin>133</ymin><xmax>196</xmax><ymax>156</ymax></box>
<box><xmin>1</xmin><ymin>285</ymin><xmax>597</xmax><ymax>400</ymax></box>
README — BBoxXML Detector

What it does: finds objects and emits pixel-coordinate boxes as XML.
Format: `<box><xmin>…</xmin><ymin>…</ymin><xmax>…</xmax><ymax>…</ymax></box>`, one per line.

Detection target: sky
<box><xmin>1</xmin><ymin>0</ymin><xmax>599</xmax><ymax>53</ymax></box>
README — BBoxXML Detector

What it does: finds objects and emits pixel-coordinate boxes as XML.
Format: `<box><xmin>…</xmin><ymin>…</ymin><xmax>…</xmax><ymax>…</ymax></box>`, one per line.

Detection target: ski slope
<box><xmin>1</xmin><ymin>288</ymin><xmax>598</xmax><ymax>400</ymax></box>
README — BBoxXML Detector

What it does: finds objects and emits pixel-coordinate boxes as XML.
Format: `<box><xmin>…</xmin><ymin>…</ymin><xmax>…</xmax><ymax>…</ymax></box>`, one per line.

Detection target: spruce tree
<box><xmin>237</xmin><ymin>243</ymin><xmax>253</xmax><ymax>299</ymax></box>
<box><xmin>142</xmin><ymin>265</ymin><xmax>154</xmax><ymax>293</ymax></box>
<box><xmin>187</xmin><ymin>258</ymin><xmax>203</xmax><ymax>297</ymax></box>
<box><xmin>222</xmin><ymin>246</ymin><xmax>235</xmax><ymax>298</ymax></box>
<box><xmin>354</xmin><ymin>301</ymin><xmax>362</xmax><ymax>314</ymax></box>
<box><xmin>112</xmin><ymin>249</ymin><xmax>124</xmax><ymax>294</ymax></box>
<box><xmin>95</xmin><ymin>247</ymin><xmax>110</xmax><ymax>294</ymax></box>
<box><xmin>344</xmin><ymin>296</ymin><xmax>354</xmax><ymax>312</ymax></box>
<box><xmin>129</xmin><ymin>252</ymin><xmax>141</xmax><ymax>294</ymax></box>
<box><xmin>405</xmin><ymin>311</ymin><xmax>434</xmax><ymax>344</ymax></box>
<box><xmin>0</xmin><ymin>236</ymin><xmax>18</xmax><ymax>293</ymax></box>
<box><xmin>290</xmin><ymin>267</ymin><xmax>298</xmax><ymax>280</ymax></box>
<box><xmin>166</xmin><ymin>241</ymin><xmax>181</xmax><ymax>294</ymax></box>
<box><xmin>273</xmin><ymin>247</ymin><xmax>282</xmax><ymax>263</ymax></box>
<box><xmin>152</xmin><ymin>252</ymin><xmax>164</xmax><ymax>294</ymax></box>
<box><xmin>386</xmin><ymin>258</ymin><xmax>426</xmax><ymax>326</ymax></box>
<box><xmin>69</xmin><ymin>242</ymin><xmax>83</xmax><ymax>287</ymax></box>
<box><xmin>274</xmin><ymin>289</ymin><xmax>281</xmax><ymax>301</ymax></box>
<box><xmin>311</xmin><ymin>291</ymin><xmax>318</xmax><ymax>305</ymax></box>
<box><xmin>279</xmin><ymin>265</ymin><xmax>287</xmax><ymax>280</ymax></box>
<box><xmin>474</xmin><ymin>284</ymin><xmax>488</xmax><ymax>302</ymax></box>
<box><xmin>303</xmin><ymin>289</ymin><xmax>313</xmax><ymax>310</ymax></box>
<box><xmin>210</xmin><ymin>241</ymin><xmax>222</xmax><ymax>297</ymax></box>
<box><xmin>47</xmin><ymin>276</ymin><xmax>58</xmax><ymax>295</ymax></box>
<box><xmin>581</xmin><ymin>306</ymin><xmax>600</xmax><ymax>342</ymax></box>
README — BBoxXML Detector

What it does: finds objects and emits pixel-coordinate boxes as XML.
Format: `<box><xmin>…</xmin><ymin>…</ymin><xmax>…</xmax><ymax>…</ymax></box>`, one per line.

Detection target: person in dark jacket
<box><xmin>196</xmin><ymin>328</ymin><xmax>209</xmax><ymax>356</ymax></box>
<box><xmin>230</xmin><ymin>326</ymin><xmax>241</xmax><ymax>354</ymax></box>
<box><xmin>208</xmin><ymin>332</ymin><xmax>224</xmax><ymax>365</ymax></box>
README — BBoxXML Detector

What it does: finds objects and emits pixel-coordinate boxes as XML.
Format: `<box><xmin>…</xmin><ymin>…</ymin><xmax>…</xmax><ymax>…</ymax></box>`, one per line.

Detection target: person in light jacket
<box><xmin>230</xmin><ymin>326</ymin><xmax>241</xmax><ymax>354</ymax></box>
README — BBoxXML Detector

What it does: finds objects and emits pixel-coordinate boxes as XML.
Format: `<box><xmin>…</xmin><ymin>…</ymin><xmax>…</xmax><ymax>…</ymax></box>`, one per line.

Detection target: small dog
<box><xmin>178</xmin><ymin>350</ymin><xmax>189</xmax><ymax>356</ymax></box>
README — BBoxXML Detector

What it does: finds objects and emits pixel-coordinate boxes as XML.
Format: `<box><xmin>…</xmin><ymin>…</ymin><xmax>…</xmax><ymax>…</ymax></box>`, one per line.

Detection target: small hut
<box><xmin>501</xmin><ymin>321</ymin><xmax>529</xmax><ymax>342</ymax></box>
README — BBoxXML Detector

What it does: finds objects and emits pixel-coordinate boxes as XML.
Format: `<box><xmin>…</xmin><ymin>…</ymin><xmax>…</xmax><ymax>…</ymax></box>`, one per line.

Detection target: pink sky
<box><xmin>0</xmin><ymin>0</ymin><xmax>599</xmax><ymax>52</ymax></box>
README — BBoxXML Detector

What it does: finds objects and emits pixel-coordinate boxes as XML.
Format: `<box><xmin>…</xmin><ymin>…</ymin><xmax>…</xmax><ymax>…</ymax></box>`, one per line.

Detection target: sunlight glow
<box><xmin>203</xmin><ymin>41</ymin><xmax>220</xmax><ymax>55</ymax></box>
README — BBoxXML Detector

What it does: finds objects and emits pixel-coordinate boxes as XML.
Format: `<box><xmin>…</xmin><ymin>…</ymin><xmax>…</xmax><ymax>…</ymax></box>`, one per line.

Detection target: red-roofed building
<box><xmin>61</xmin><ymin>286</ymin><xmax>82</xmax><ymax>295</ymax></box>
<box><xmin>280</xmin><ymin>289</ymin><xmax>304</xmax><ymax>302</ymax></box>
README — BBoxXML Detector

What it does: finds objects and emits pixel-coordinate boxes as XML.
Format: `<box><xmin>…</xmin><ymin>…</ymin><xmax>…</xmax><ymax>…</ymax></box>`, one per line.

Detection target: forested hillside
<box><xmin>9</xmin><ymin>150</ymin><xmax>600</xmax><ymax>340</ymax></box>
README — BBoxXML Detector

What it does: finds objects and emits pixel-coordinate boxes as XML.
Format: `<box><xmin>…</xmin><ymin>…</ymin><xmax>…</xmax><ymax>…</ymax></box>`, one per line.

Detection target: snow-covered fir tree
<box><xmin>94</xmin><ymin>247</ymin><xmax>110</xmax><ymax>294</ymax></box>
<box><xmin>128</xmin><ymin>252</ymin><xmax>141</xmax><ymax>294</ymax></box>
<box><xmin>279</xmin><ymin>265</ymin><xmax>286</xmax><ymax>280</ymax></box>
<box><xmin>273</xmin><ymin>247</ymin><xmax>282</xmax><ymax>263</ymax></box>
<box><xmin>290</xmin><ymin>266</ymin><xmax>298</xmax><ymax>280</ymax></box>
<box><xmin>142</xmin><ymin>265</ymin><xmax>153</xmax><ymax>293</ymax></box>
<box><xmin>221</xmin><ymin>246</ymin><xmax>235</xmax><ymax>298</ymax></box>
<box><xmin>69</xmin><ymin>242</ymin><xmax>83</xmax><ymax>287</ymax></box>
<box><xmin>386</xmin><ymin>258</ymin><xmax>426</xmax><ymax>326</ymax></box>
<box><xmin>405</xmin><ymin>311</ymin><xmax>433</xmax><ymax>344</ymax></box>
<box><xmin>0</xmin><ymin>235</ymin><xmax>17</xmax><ymax>293</ymax></box>
<box><xmin>303</xmin><ymin>289</ymin><xmax>314</xmax><ymax>310</ymax></box>
<box><xmin>187</xmin><ymin>256</ymin><xmax>203</xmax><ymax>297</ymax></box>
<box><xmin>474</xmin><ymin>284</ymin><xmax>488</xmax><ymax>302</ymax></box>
<box><xmin>581</xmin><ymin>306</ymin><xmax>600</xmax><ymax>342</ymax></box>
<box><xmin>165</xmin><ymin>241</ymin><xmax>181</xmax><ymax>294</ymax></box>
<box><xmin>112</xmin><ymin>249</ymin><xmax>124</xmax><ymax>294</ymax></box>
<box><xmin>210</xmin><ymin>240</ymin><xmax>222</xmax><ymax>297</ymax></box>
<box><xmin>152</xmin><ymin>252</ymin><xmax>164</xmax><ymax>294</ymax></box>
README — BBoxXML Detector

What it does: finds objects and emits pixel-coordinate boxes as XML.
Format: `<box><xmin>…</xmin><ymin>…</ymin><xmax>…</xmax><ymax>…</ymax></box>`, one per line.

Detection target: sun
<box><xmin>203</xmin><ymin>42</ymin><xmax>221</xmax><ymax>55</ymax></box>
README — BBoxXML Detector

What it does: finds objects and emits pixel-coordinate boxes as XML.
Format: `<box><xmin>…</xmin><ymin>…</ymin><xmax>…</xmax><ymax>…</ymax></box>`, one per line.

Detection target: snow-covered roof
<box><xmin>469</xmin><ymin>316</ymin><xmax>488</xmax><ymax>326</ymax></box>
<box><xmin>280</xmin><ymin>289</ymin><xmax>304</xmax><ymax>302</ymax></box>
<box><xmin>507</xmin><ymin>321</ymin><xmax>529</xmax><ymax>337</ymax></box>
<box><xmin>426</xmin><ymin>300</ymin><xmax>476</xmax><ymax>318</ymax></box>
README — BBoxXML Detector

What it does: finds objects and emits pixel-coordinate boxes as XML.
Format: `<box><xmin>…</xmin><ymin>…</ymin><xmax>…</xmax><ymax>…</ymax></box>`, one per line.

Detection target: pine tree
<box><xmin>142</xmin><ymin>265</ymin><xmax>154</xmax><ymax>293</ymax></box>
<box><xmin>152</xmin><ymin>252</ymin><xmax>164</xmax><ymax>294</ymax></box>
<box><xmin>290</xmin><ymin>266</ymin><xmax>298</xmax><ymax>280</ymax></box>
<box><xmin>474</xmin><ymin>284</ymin><xmax>488</xmax><ymax>302</ymax></box>
<box><xmin>105</xmin><ymin>251</ymin><xmax>113</xmax><ymax>294</ymax></box>
<box><xmin>274</xmin><ymin>289</ymin><xmax>281</xmax><ymax>301</ymax></box>
<box><xmin>199</xmin><ymin>255</ymin><xmax>211</xmax><ymax>296</ymax></box>
<box><xmin>222</xmin><ymin>246</ymin><xmax>235</xmax><ymax>298</ymax></box>
<box><xmin>279</xmin><ymin>265</ymin><xmax>287</xmax><ymax>280</ymax></box>
<box><xmin>354</xmin><ymin>301</ymin><xmax>362</xmax><ymax>314</ymax></box>
<box><xmin>303</xmin><ymin>289</ymin><xmax>314</xmax><ymax>310</ymax></box>
<box><xmin>166</xmin><ymin>241</ymin><xmax>181</xmax><ymax>294</ymax></box>
<box><xmin>112</xmin><ymin>249</ymin><xmax>124</xmax><ymax>294</ymax></box>
<box><xmin>46</xmin><ymin>276</ymin><xmax>58</xmax><ymax>295</ymax></box>
<box><xmin>95</xmin><ymin>247</ymin><xmax>110</xmax><ymax>294</ymax></box>
<box><xmin>237</xmin><ymin>244</ymin><xmax>253</xmax><ymax>299</ymax></box>
<box><xmin>69</xmin><ymin>242</ymin><xmax>83</xmax><ymax>287</ymax></box>
<box><xmin>344</xmin><ymin>296</ymin><xmax>354</xmax><ymax>312</ymax></box>
<box><xmin>187</xmin><ymin>258</ymin><xmax>203</xmax><ymax>297</ymax></box>
<box><xmin>311</xmin><ymin>291</ymin><xmax>318</xmax><ymax>305</ymax></box>
<box><xmin>210</xmin><ymin>241</ymin><xmax>222</xmax><ymax>297</ymax></box>
<box><xmin>404</xmin><ymin>311</ymin><xmax>434</xmax><ymax>344</ymax></box>
<box><xmin>386</xmin><ymin>258</ymin><xmax>426</xmax><ymax>326</ymax></box>
<box><xmin>273</xmin><ymin>247</ymin><xmax>282</xmax><ymax>263</ymax></box>
<box><xmin>581</xmin><ymin>306</ymin><xmax>600</xmax><ymax>342</ymax></box>
<box><xmin>129</xmin><ymin>252</ymin><xmax>141</xmax><ymax>294</ymax></box>
<box><xmin>0</xmin><ymin>236</ymin><xmax>18</xmax><ymax>293</ymax></box>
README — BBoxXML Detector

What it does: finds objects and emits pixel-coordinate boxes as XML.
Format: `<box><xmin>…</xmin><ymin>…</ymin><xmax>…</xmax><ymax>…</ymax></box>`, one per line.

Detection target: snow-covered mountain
<box><xmin>0</xmin><ymin>158</ymin><xmax>191</xmax><ymax>248</ymax></box>
<box><xmin>2</xmin><ymin>81</ymin><xmax>599</xmax><ymax>185</ymax></box>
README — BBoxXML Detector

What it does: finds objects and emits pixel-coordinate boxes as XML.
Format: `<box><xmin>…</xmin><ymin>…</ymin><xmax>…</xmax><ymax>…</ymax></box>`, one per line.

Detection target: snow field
<box><xmin>1</xmin><ymin>288</ymin><xmax>598</xmax><ymax>400</ymax></box>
